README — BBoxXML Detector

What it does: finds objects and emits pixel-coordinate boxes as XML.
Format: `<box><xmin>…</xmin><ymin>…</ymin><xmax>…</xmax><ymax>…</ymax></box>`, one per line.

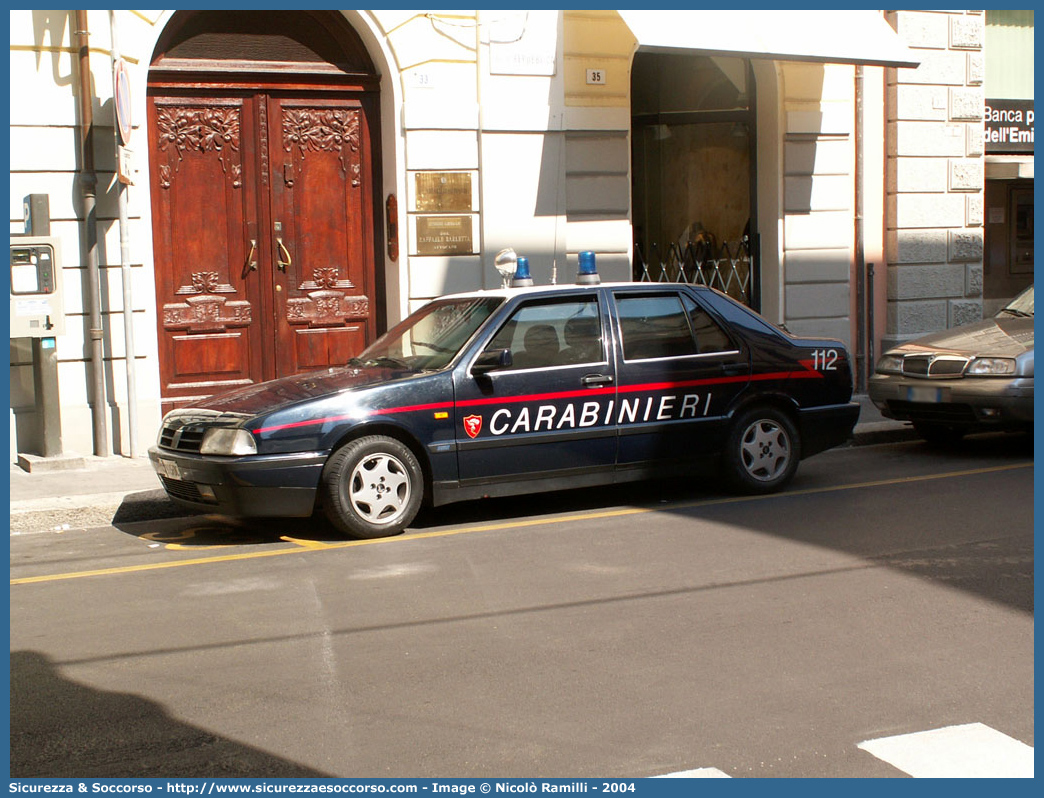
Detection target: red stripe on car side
<box><xmin>253</xmin><ymin>368</ymin><xmax>822</xmax><ymax>435</ymax></box>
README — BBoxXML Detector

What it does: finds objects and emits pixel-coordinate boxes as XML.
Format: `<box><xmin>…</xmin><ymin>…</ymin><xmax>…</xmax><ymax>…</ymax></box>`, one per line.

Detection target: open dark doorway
<box><xmin>631</xmin><ymin>53</ymin><xmax>759</xmax><ymax>309</ymax></box>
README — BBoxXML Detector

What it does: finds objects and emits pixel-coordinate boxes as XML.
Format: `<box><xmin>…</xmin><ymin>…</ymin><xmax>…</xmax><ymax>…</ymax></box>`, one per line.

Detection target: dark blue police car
<box><xmin>150</xmin><ymin>269</ymin><xmax>859</xmax><ymax>539</ymax></box>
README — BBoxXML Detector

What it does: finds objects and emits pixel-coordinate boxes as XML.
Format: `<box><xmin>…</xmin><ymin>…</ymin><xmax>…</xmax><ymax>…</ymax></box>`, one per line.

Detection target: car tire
<box><xmin>912</xmin><ymin>421</ymin><xmax>965</xmax><ymax>447</ymax></box>
<box><xmin>724</xmin><ymin>406</ymin><xmax>800</xmax><ymax>494</ymax></box>
<box><xmin>321</xmin><ymin>436</ymin><xmax>424</xmax><ymax>539</ymax></box>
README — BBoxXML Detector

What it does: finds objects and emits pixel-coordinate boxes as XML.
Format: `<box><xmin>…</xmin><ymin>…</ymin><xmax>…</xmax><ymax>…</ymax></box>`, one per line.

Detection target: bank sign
<box><xmin>985</xmin><ymin>99</ymin><xmax>1034</xmax><ymax>154</ymax></box>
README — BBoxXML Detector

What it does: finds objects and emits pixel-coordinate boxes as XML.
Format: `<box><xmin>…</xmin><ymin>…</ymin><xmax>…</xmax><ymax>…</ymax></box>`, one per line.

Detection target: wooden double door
<box><xmin>149</xmin><ymin>88</ymin><xmax>381</xmax><ymax>411</ymax></box>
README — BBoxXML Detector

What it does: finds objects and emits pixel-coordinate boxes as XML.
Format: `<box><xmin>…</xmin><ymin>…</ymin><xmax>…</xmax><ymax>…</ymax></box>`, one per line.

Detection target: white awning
<box><xmin>618</xmin><ymin>10</ymin><xmax>920</xmax><ymax>68</ymax></box>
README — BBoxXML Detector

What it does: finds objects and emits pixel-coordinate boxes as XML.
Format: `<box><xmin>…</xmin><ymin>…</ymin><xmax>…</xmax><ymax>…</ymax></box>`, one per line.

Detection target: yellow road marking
<box><xmin>281</xmin><ymin>535</ymin><xmax>338</xmax><ymax>549</ymax></box>
<box><xmin>10</xmin><ymin>462</ymin><xmax>1032</xmax><ymax>586</ymax></box>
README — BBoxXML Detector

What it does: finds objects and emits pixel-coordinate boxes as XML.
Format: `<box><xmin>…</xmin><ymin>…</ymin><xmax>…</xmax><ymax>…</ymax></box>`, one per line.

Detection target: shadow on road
<box><xmin>10</xmin><ymin>650</ymin><xmax>331</xmax><ymax>778</ymax></box>
<box><xmin>111</xmin><ymin>432</ymin><xmax>1033</xmax><ymax>614</ymax></box>
<box><xmin>111</xmin><ymin>489</ymin><xmax>197</xmax><ymax>525</ymax></box>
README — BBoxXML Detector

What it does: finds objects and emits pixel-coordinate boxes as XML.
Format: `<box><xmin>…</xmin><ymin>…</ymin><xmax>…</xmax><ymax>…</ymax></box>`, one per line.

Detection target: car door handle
<box><xmin>581</xmin><ymin>373</ymin><xmax>613</xmax><ymax>387</ymax></box>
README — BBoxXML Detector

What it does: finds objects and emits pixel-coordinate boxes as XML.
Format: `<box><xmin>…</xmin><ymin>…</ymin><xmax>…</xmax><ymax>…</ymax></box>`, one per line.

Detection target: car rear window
<box><xmin>615</xmin><ymin>293</ymin><xmax>698</xmax><ymax>361</ymax></box>
<box><xmin>682</xmin><ymin>294</ymin><xmax>735</xmax><ymax>354</ymax></box>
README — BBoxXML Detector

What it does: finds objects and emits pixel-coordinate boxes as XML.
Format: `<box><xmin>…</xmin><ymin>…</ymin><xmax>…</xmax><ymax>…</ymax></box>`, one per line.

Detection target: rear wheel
<box><xmin>321</xmin><ymin>436</ymin><xmax>424</xmax><ymax>539</ymax></box>
<box><xmin>724</xmin><ymin>406</ymin><xmax>800</xmax><ymax>494</ymax></box>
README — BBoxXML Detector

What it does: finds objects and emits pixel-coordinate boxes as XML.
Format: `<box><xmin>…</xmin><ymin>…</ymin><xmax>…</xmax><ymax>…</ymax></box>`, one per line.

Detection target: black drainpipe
<box><xmin>74</xmin><ymin>10</ymin><xmax>109</xmax><ymax>456</ymax></box>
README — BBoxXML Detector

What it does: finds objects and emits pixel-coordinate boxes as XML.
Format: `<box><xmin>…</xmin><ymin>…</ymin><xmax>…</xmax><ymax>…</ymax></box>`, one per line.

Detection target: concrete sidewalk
<box><xmin>9</xmin><ymin>454</ymin><xmax>171</xmax><ymax>534</ymax></box>
<box><xmin>8</xmin><ymin>395</ymin><xmax>913</xmax><ymax>533</ymax></box>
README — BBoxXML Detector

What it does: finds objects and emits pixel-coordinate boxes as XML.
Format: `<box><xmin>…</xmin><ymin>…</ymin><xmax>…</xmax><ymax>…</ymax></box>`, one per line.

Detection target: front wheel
<box><xmin>321</xmin><ymin>436</ymin><xmax>424</xmax><ymax>539</ymax></box>
<box><xmin>723</xmin><ymin>406</ymin><xmax>800</xmax><ymax>494</ymax></box>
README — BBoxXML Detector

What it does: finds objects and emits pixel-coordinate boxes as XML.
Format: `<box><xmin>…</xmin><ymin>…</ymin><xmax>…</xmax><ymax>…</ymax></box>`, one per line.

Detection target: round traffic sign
<box><xmin>115</xmin><ymin>59</ymin><xmax>132</xmax><ymax>146</ymax></box>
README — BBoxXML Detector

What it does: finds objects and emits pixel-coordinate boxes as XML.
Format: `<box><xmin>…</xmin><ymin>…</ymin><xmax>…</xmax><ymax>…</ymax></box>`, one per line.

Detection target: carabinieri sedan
<box><xmin>150</xmin><ymin>279</ymin><xmax>860</xmax><ymax>538</ymax></box>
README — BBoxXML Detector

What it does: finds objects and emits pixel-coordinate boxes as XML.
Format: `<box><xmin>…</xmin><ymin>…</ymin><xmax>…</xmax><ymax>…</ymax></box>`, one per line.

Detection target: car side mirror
<box><xmin>472</xmin><ymin>348</ymin><xmax>512</xmax><ymax>375</ymax></box>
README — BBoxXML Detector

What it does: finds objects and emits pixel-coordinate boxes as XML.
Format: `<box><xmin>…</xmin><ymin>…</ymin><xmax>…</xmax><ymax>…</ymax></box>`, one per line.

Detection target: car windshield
<box><xmin>351</xmin><ymin>296</ymin><xmax>504</xmax><ymax>371</ymax></box>
<box><xmin>997</xmin><ymin>286</ymin><xmax>1034</xmax><ymax>318</ymax></box>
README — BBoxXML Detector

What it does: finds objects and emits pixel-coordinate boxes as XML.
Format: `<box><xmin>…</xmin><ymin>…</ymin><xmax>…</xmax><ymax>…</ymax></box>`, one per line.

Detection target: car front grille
<box><xmin>901</xmin><ymin>355</ymin><xmax>968</xmax><ymax>378</ymax></box>
<box><xmin>158</xmin><ymin>424</ymin><xmax>206</xmax><ymax>453</ymax></box>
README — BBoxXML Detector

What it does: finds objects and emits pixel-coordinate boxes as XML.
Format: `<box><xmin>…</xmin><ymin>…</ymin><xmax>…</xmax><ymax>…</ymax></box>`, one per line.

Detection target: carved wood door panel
<box><xmin>149</xmin><ymin>90</ymin><xmax>378</xmax><ymax>412</ymax></box>
<box><xmin>268</xmin><ymin>94</ymin><xmax>377</xmax><ymax>377</ymax></box>
<box><xmin>150</xmin><ymin>93</ymin><xmax>264</xmax><ymax>410</ymax></box>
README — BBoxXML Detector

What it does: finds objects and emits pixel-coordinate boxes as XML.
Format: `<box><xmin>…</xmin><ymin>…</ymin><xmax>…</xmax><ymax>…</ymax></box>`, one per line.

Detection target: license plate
<box><xmin>907</xmin><ymin>385</ymin><xmax>942</xmax><ymax>403</ymax></box>
<box><xmin>157</xmin><ymin>458</ymin><xmax>182</xmax><ymax>480</ymax></box>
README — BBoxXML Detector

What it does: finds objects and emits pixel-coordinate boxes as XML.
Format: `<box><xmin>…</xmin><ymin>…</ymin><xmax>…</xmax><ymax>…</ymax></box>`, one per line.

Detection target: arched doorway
<box><xmin>147</xmin><ymin>11</ymin><xmax>383</xmax><ymax>412</ymax></box>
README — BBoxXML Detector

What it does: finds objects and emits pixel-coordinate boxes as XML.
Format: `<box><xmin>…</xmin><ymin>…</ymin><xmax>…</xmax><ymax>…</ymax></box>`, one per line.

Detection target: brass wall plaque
<box><xmin>415</xmin><ymin>172</ymin><xmax>473</xmax><ymax>212</ymax></box>
<box><xmin>416</xmin><ymin>215</ymin><xmax>474</xmax><ymax>256</ymax></box>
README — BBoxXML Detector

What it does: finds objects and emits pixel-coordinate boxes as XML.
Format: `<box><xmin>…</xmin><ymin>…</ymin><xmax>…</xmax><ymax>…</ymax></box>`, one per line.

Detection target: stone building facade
<box><xmin>10</xmin><ymin>10</ymin><xmax>1007</xmax><ymax>462</ymax></box>
<box><xmin>884</xmin><ymin>10</ymin><xmax>987</xmax><ymax>352</ymax></box>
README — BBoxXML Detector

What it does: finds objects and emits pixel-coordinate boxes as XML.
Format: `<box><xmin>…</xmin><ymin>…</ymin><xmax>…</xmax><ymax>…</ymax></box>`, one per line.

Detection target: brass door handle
<box><xmin>274</xmin><ymin>221</ymin><xmax>291</xmax><ymax>272</ymax></box>
<box><xmin>276</xmin><ymin>237</ymin><xmax>292</xmax><ymax>272</ymax></box>
<box><xmin>241</xmin><ymin>239</ymin><xmax>257</xmax><ymax>279</ymax></box>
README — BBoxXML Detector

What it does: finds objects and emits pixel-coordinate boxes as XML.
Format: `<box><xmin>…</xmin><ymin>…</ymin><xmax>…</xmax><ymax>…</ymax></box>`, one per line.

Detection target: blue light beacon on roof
<box><xmin>511</xmin><ymin>255</ymin><xmax>534</xmax><ymax>287</ymax></box>
<box><xmin>577</xmin><ymin>250</ymin><xmax>600</xmax><ymax>285</ymax></box>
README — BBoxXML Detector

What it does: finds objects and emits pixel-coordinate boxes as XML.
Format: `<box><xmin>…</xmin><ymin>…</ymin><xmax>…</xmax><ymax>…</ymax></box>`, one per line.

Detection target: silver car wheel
<box><xmin>739</xmin><ymin>418</ymin><xmax>792</xmax><ymax>482</ymax></box>
<box><xmin>348</xmin><ymin>452</ymin><xmax>412</xmax><ymax>525</ymax></box>
<box><xmin>322</xmin><ymin>435</ymin><xmax>424</xmax><ymax>539</ymax></box>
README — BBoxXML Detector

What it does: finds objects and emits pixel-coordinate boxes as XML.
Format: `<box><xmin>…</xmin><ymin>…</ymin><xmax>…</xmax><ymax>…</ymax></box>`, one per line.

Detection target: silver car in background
<box><xmin>869</xmin><ymin>286</ymin><xmax>1033</xmax><ymax>444</ymax></box>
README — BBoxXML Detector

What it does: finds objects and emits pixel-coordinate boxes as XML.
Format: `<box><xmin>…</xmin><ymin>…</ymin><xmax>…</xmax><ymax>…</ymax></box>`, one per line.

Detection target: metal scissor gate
<box><xmin>634</xmin><ymin>235</ymin><xmax>759</xmax><ymax>312</ymax></box>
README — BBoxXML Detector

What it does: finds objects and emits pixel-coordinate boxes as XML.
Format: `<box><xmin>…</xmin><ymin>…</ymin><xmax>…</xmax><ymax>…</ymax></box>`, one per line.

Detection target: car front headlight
<box><xmin>200</xmin><ymin>428</ymin><xmax>258</xmax><ymax>456</ymax></box>
<box><xmin>966</xmin><ymin>357</ymin><xmax>1017</xmax><ymax>376</ymax></box>
<box><xmin>875</xmin><ymin>354</ymin><xmax>904</xmax><ymax>375</ymax></box>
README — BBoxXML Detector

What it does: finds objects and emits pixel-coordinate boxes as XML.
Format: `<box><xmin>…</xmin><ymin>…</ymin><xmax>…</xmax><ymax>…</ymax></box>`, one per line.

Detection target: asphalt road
<box><xmin>9</xmin><ymin>434</ymin><xmax>1034</xmax><ymax>779</ymax></box>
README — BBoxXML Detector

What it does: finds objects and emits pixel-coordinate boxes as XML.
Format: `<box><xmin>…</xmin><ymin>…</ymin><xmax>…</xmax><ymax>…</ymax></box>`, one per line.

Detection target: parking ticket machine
<box><xmin>10</xmin><ymin>236</ymin><xmax>64</xmax><ymax>337</ymax></box>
